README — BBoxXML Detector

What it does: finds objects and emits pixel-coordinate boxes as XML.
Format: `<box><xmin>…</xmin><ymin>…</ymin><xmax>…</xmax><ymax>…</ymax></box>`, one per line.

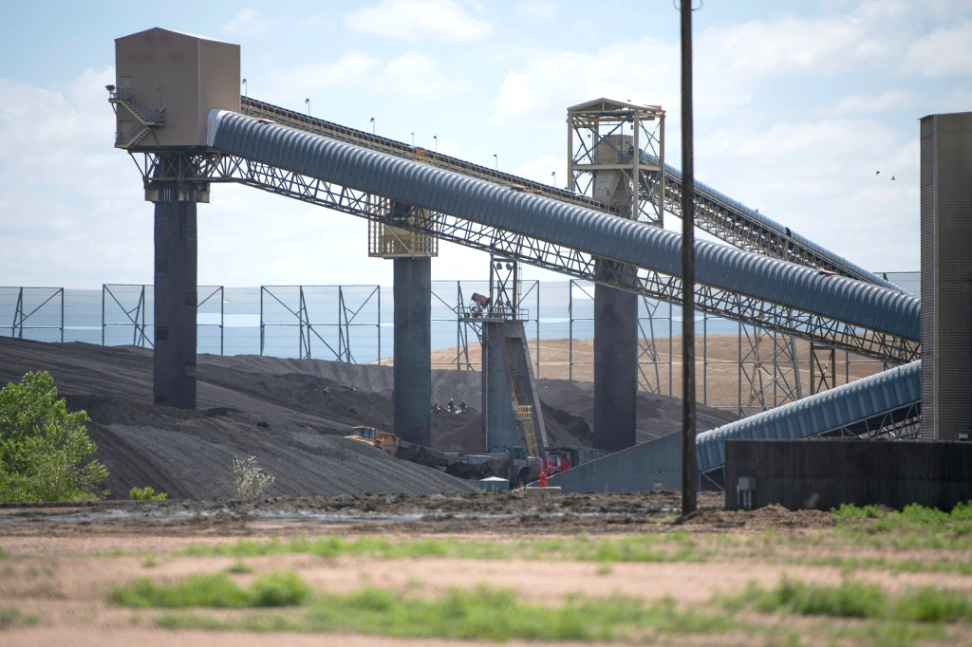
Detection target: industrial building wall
<box><xmin>725</xmin><ymin>439</ymin><xmax>972</xmax><ymax>511</ymax></box>
<box><xmin>921</xmin><ymin>112</ymin><xmax>972</xmax><ymax>440</ymax></box>
<box><xmin>547</xmin><ymin>431</ymin><xmax>683</xmax><ymax>493</ymax></box>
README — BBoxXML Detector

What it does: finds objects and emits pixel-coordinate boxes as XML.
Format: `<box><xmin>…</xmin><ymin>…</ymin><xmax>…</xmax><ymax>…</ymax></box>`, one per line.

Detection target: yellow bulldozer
<box><xmin>345</xmin><ymin>426</ymin><xmax>399</xmax><ymax>453</ymax></box>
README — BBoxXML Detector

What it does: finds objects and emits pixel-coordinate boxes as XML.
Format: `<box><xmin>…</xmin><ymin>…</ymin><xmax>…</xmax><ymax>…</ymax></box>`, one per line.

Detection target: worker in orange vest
<box><xmin>539</xmin><ymin>471</ymin><xmax>548</xmax><ymax>488</ymax></box>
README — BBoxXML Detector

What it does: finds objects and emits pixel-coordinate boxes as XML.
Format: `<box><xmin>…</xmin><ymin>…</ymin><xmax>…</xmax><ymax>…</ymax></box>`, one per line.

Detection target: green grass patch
<box><xmin>0</xmin><ymin>547</ymin><xmax>11</xmax><ymax>560</ymax></box>
<box><xmin>109</xmin><ymin>571</ymin><xmax>312</xmax><ymax>608</ymax></box>
<box><xmin>827</xmin><ymin>501</ymin><xmax>972</xmax><ymax>553</ymax></box>
<box><xmin>0</xmin><ymin>607</ymin><xmax>39</xmax><ymax>627</ymax></box>
<box><xmin>152</xmin><ymin>585</ymin><xmax>737</xmax><ymax>641</ymax></box>
<box><xmin>178</xmin><ymin>533</ymin><xmax>708</xmax><ymax>564</ymax></box>
<box><xmin>225</xmin><ymin>560</ymin><xmax>253</xmax><ymax>574</ymax></box>
<box><xmin>723</xmin><ymin>576</ymin><xmax>972</xmax><ymax>624</ymax></box>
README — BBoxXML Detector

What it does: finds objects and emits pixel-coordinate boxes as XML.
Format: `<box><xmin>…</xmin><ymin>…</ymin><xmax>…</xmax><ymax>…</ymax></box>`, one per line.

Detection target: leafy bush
<box><xmin>129</xmin><ymin>486</ymin><xmax>167</xmax><ymax>501</ymax></box>
<box><xmin>0</xmin><ymin>371</ymin><xmax>108</xmax><ymax>502</ymax></box>
<box><xmin>829</xmin><ymin>503</ymin><xmax>880</xmax><ymax>522</ymax></box>
<box><xmin>232</xmin><ymin>455</ymin><xmax>275</xmax><ymax>499</ymax></box>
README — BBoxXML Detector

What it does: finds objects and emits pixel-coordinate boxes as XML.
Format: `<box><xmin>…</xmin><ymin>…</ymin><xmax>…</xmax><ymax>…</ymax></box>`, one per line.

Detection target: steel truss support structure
<box><xmin>241</xmin><ymin>95</ymin><xmax>912</xmax><ymax>413</ymax></box>
<box><xmin>810</xmin><ymin>342</ymin><xmax>837</xmax><ymax>395</ymax></box>
<box><xmin>197</xmin><ymin>286</ymin><xmax>224</xmax><ymax>357</ymax></box>
<box><xmin>568</xmin><ymin>99</ymin><xmax>666</xmax><ymax>226</ymax></box>
<box><xmin>637</xmin><ymin>296</ymin><xmax>670</xmax><ymax>395</ymax></box>
<box><xmin>737</xmin><ymin>324</ymin><xmax>803</xmax><ymax>417</ymax></box>
<box><xmin>128</xmin><ymin>150</ymin><xmax>919</xmax><ymax>366</ymax></box>
<box><xmin>9</xmin><ymin>287</ymin><xmax>64</xmax><ymax>342</ymax></box>
<box><xmin>238</xmin><ymin>97</ymin><xmax>911</xmax><ymax>410</ymax></box>
<box><xmin>102</xmin><ymin>284</ymin><xmax>150</xmax><ymax>348</ymax></box>
<box><xmin>259</xmin><ymin>285</ymin><xmax>380</xmax><ymax>362</ymax></box>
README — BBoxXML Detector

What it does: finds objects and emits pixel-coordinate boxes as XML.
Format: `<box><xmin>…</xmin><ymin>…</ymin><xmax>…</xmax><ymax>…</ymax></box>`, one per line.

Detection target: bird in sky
<box><xmin>876</xmin><ymin>170</ymin><xmax>880</xmax><ymax>175</ymax></box>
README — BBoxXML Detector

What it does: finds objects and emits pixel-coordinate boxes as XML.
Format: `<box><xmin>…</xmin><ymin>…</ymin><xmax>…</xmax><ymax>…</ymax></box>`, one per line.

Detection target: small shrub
<box><xmin>109</xmin><ymin>571</ymin><xmax>311</xmax><ymax>609</ymax></box>
<box><xmin>830</xmin><ymin>503</ymin><xmax>880</xmax><ymax>523</ymax></box>
<box><xmin>225</xmin><ymin>561</ymin><xmax>253</xmax><ymax>574</ymax></box>
<box><xmin>129</xmin><ymin>486</ymin><xmax>167</xmax><ymax>501</ymax></box>
<box><xmin>232</xmin><ymin>456</ymin><xmax>275</xmax><ymax>499</ymax></box>
<box><xmin>249</xmin><ymin>572</ymin><xmax>313</xmax><ymax>607</ymax></box>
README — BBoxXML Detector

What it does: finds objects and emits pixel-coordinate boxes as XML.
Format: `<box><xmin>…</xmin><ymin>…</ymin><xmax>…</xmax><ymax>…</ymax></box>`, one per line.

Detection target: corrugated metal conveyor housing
<box><xmin>245</xmin><ymin>96</ymin><xmax>901</xmax><ymax>293</ymax></box>
<box><xmin>696</xmin><ymin>360</ymin><xmax>922</xmax><ymax>477</ymax></box>
<box><xmin>641</xmin><ymin>152</ymin><xmax>904</xmax><ymax>292</ymax></box>
<box><xmin>206</xmin><ymin>110</ymin><xmax>921</xmax><ymax>346</ymax></box>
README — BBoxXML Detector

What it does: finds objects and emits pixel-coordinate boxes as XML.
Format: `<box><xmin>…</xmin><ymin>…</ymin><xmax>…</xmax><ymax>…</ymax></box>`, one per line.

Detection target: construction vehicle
<box><xmin>346</xmin><ymin>426</ymin><xmax>400</xmax><ymax>451</ymax></box>
<box><xmin>345</xmin><ymin>426</ymin><xmax>541</xmax><ymax>486</ymax></box>
<box><xmin>542</xmin><ymin>444</ymin><xmax>611</xmax><ymax>475</ymax></box>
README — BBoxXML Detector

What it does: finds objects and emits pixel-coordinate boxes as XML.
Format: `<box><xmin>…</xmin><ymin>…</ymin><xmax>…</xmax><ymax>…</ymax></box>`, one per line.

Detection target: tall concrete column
<box><xmin>593</xmin><ymin>266</ymin><xmax>639</xmax><ymax>451</ymax></box>
<box><xmin>393</xmin><ymin>257</ymin><xmax>431</xmax><ymax>447</ymax></box>
<box><xmin>152</xmin><ymin>198</ymin><xmax>198</xmax><ymax>409</ymax></box>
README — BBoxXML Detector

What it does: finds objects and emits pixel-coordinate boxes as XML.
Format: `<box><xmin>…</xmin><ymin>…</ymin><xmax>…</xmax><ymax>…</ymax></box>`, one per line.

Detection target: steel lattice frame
<box><xmin>647</xmin><ymin>171</ymin><xmax>883</xmax><ymax>284</ymax></box>
<box><xmin>236</xmin><ymin>98</ymin><xmax>913</xmax><ymax>411</ymax></box>
<box><xmin>132</xmin><ymin>150</ymin><xmax>919</xmax><ymax>365</ymax></box>
<box><xmin>736</xmin><ymin>325</ymin><xmax>804</xmax><ymax>416</ymax></box>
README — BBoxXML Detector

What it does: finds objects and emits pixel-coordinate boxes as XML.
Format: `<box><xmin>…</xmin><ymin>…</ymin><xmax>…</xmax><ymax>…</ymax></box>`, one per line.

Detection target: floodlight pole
<box><xmin>680</xmin><ymin>0</ymin><xmax>698</xmax><ymax>515</ymax></box>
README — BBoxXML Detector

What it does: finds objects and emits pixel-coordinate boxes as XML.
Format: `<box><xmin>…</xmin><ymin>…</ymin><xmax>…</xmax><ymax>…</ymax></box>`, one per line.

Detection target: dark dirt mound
<box><xmin>0</xmin><ymin>336</ymin><xmax>737</xmax><ymax>501</ymax></box>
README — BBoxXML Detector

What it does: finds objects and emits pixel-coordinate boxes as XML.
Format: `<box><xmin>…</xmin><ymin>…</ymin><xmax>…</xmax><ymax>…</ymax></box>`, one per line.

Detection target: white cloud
<box><xmin>0</xmin><ymin>68</ymin><xmax>154</xmax><ymax>288</ymax></box>
<box><xmin>285</xmin><ymin>52</ymin><xmax>382</xmax><ymax>91</ymax></box>
<box><xmin>901</xmin><ymin>22</ymin><xmax>972</xmax><ymax>78</ymax></box>
<box><xmin>827</xmin><ymin>89</ymin><xmax>912</xmax><ymax>117</ymax></box>
<box><xmin>346</xmin><ymin>0</ymin><xmax>491</xmax><ymax>42</ymax></box>
<box><xmin>375</xmin><ymin>51</ymin><xmax>471</xmax><ymax>97</ymax></box>
<box><xmin>490</xmin><ymin>37</ymin><xmax>680</xmax><ymax>127</ymax></box>
<box><xmin>513</xmin><ymin>155</ymin><xmax>562</xmax><ymax>187</ymax></box>
<box><xmin>222</xmin><ymin>8</ymin><xmax>272</xmax><ymax>38</ymax></box>
<box><xmin>695</xmin><ymin>117</ymin><xmax>920</xmax><ymax>270</ymax></box>
<box><xmin>700</xmin><ymin>5</ymin><xmax>905</xmax><ymax>84</ymax></box>
<box><xmin>944</xmin><ymin>83</ymin><xmax>972</xmax><ymax>111</ymax></box>
<box><xmin>270</xmin><ymin>50</ymin><xmax>467</xmax><ymax>105</ymax></box>
<box><xmin>517</xmin><ymin>1</ymin><xmax>554</xmax><ymax>21</ymax></box>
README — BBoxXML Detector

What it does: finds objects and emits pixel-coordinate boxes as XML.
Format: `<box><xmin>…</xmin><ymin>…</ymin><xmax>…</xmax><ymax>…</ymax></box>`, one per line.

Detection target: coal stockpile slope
<box><xmin>0</xmin><ymin>338</ymin><xmax>475</xmax><ymax>499</ymax></box>
<box><xmin>0</xmin><ymin>337</ymin><xmax>738</xmax><ymax>498</ymax></box>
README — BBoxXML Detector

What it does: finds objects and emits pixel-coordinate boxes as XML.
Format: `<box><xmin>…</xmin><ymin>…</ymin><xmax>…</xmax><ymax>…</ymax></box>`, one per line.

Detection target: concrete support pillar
<box><xmin>393</xmin><ymin>257</ymin><xmax>432</xmax><ymax>447</ymax></box>
<box><xmin>593</xmin><ymin>276</ymin><xmax>639</xmax><ymax>451</ymax></box>
<box><xmin>153</xmin><ymin>199</ymin><xmax>197</xmax><ymax>409</ymax></box>
<box><xmin>481</xmin><ymin>320</ymin><xmax>548</xmax><ymax>454</ymax></box>
<box><xmin>482</xmin><ymin>322</ymin><xmax>518</xmax><ymax>451</ymax></box>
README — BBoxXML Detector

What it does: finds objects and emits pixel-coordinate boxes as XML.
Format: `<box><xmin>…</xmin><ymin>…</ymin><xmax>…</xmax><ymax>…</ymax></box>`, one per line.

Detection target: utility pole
<box><xmin>680</xmin><ymin>0</ymin><xmax>698</xmax><ymax>515</ymax></box>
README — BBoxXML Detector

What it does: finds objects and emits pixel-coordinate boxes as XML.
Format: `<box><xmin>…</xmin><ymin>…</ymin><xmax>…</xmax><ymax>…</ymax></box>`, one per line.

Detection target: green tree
<box><xmin>0</xmin><ymin>371</ymin><xmax>109</xmax><ymax>502</ymax></box>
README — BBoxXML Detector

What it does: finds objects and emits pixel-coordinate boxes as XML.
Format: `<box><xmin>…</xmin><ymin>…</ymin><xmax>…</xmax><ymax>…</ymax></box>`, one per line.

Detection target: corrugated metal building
<box><xmin>920</xmin><ymin>112</ymin><xmax>972</xmax><ymax>441</ymax></box>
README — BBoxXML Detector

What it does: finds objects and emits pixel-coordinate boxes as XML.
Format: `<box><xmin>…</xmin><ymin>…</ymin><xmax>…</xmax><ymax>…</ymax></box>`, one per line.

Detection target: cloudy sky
<box><xmin>1</xmin><ymin>0</ymin><xmax>968</xmax><ymax>289</ymax></box>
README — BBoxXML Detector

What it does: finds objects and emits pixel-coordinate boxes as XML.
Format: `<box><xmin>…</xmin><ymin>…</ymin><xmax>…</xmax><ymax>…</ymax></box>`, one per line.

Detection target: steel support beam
<box><xmin>130</xmin><ymin>151</ymin><xmax>920</xmax><ymax>365</ymax></box>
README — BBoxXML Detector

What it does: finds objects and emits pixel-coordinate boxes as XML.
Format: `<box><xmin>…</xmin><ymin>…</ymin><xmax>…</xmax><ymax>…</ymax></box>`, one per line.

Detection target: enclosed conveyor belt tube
<box><xmin>696</xmin><ymin>359</ymin><xmax>922</xmax><ymax>477</ymax></box>
<box><xmin>207</xmin><ymin>110</ymin><xmax>920</xmax><ymax>345</ymax></box>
